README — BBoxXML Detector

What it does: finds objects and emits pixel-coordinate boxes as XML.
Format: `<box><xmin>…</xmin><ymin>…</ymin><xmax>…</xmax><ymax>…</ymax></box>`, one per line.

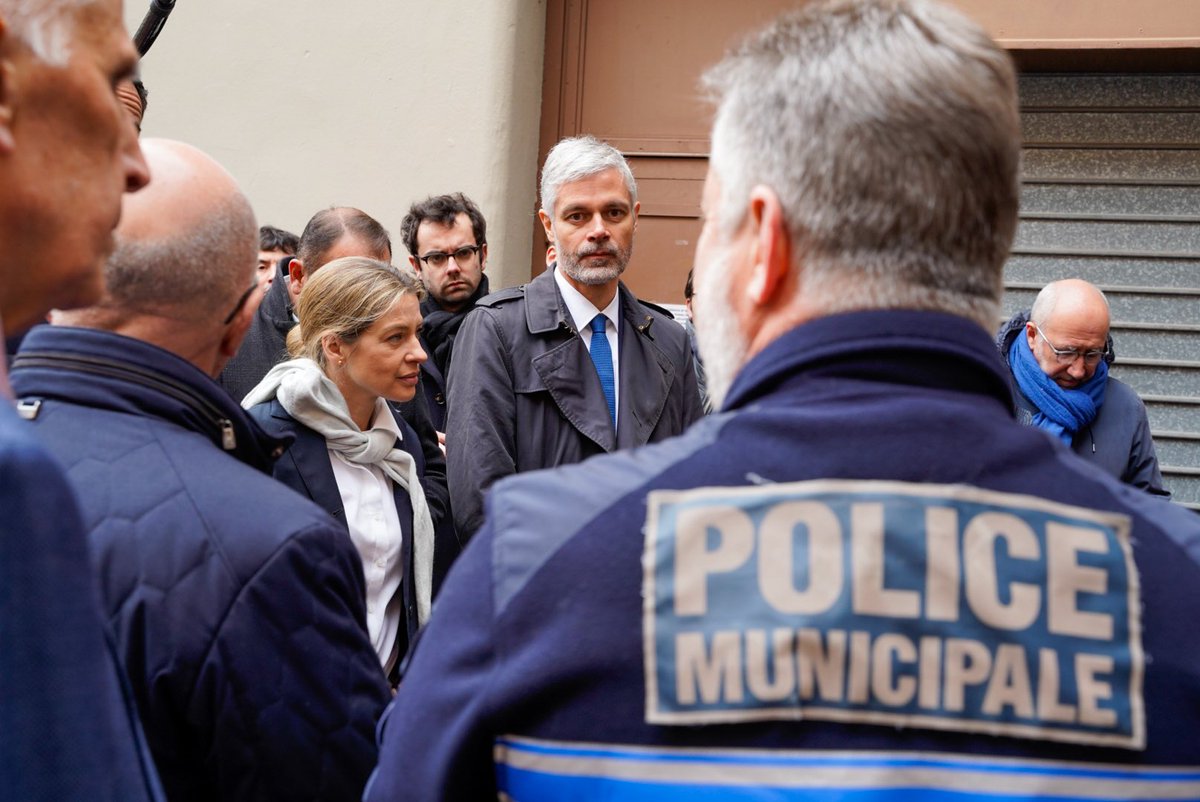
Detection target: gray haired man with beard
<box><xmin>366</xmin><ymin>2</ymin><xmax>1200</xmax><ymax>798</ymax></box>
<box><xmin>445</xmin><ymin>135</ymin><xmax>703</xmax><ymax>537</ymax></box>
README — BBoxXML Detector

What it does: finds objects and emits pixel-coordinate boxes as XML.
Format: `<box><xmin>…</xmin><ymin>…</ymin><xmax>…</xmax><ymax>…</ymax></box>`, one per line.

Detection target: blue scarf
<box><xmin>1009</xmin><ymin>334</ymin><xmax>1107</xmax><ymax>445</ymax></box>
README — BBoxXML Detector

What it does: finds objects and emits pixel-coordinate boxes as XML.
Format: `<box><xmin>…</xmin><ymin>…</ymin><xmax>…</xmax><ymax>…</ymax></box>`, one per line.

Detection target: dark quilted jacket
<box><xmin>11</xmin><ymin>325</ymin><xmax>391</xmax><ymax>802</ymax></box>
<box><xmin>0</xmin><ymin>400</ymin><xmax>164</xmax><ymax>802</ymax></box>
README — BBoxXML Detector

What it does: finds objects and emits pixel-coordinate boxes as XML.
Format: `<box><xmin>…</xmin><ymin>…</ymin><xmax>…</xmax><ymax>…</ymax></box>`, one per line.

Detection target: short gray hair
<box><xmin>540</xmin><ymin>135</ymin><xmax>637</xmax><ymax>216</ymax></box>
<box><xmin>0</xmin><ymin>0</ymin><xmax>91</xmax><ymax>64</ymax></box>
<box><xmin>702</xmin><ymin>0</ymin><xmax>1020</xmax><ymax>329</ymax></box>
<box><xmin>105</xmin><ymin>192</ymin><xmax>258</xmax><ymax>320</ymax></box>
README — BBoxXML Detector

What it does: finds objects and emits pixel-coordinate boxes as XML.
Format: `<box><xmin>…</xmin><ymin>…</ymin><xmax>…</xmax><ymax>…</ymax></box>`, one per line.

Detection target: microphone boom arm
<box><xmin>133</xmin><ymin>0</ymin><xmax>177</xmax><ymax>57</ymax></box>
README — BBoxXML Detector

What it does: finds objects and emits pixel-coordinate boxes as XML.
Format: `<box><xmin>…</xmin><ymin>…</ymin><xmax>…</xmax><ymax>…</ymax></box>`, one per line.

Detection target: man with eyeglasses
<box><xmin>998</xmin><ymin>278</ymin><xmax>1168</xmax><ymax>496</ymax></box>
<box><xmin>401</xmin><ymin>192</ymin><xmax>491</xmax><ymax>434</ymax></box>
<box><xmin>11</xmin><ymin>139</ymin><xmax>391</xmax><ymax>801</ymax></box>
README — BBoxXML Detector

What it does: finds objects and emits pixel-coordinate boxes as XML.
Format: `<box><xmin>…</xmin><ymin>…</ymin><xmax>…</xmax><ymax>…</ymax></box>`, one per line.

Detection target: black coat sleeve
<box><xmin>393</xmin><ymin>388</ymin><xmax>451</xmax><ymax>528</ymax></box>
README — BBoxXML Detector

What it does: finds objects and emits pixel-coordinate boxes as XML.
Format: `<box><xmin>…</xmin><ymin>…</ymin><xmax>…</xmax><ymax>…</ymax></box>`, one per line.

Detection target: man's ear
<box><xmin>1025</xmin><ymin>321</ymin><xmax>1038</xmax><ymax>349</ymax></box>
<box><xmin>538</xmin><ymin>209</ymin><xmax>554</xmax><ymax>242</ymax></box>
<box><xmin>631</xmin><ymin>200</ymin><xmax>641</xmax><ymax>234</ymax></box>
<box><xmin>408</xmin><ymin>254</ymin><xmax>422</xmax><ymax>275</ymax></box>
<box><xmin>479</xmin><ymin>242</ymin><xmax>488</xmax><ymax>272</ymax></box>
<box><xmin>0</xmin><ymin>19</ymin><xmax>18</xmax><ymax>156</ymax></box>
<box><xmin>288</xmin><ymin>257</ymin><xmax>305</xmax><ymax>289</ymax></box>
<box><xmin>743</xmin><ymin>186</ymin><xmax>790</xmax><ymax>307</ymax></box>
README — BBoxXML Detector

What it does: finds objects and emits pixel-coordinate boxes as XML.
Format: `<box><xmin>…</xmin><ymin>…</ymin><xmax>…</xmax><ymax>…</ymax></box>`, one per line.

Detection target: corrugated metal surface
<box><xmin>1003</xmin><ymin>74</ymin><xmax>1200</xmax><ymax>508</ymax></box>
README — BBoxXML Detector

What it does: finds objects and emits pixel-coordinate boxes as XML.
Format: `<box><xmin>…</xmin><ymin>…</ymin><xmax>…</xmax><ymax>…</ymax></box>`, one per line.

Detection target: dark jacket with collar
<box><xmin>444</xmin><ymin>265</ymin><xmax>704</xmax><ymax>538</ymax></box>
<box><xmin>11</xmin><ymin>325</ymin><xmax>390</xmax><ymax>802</ymax></box>
<box><xmin>366</xmin><ymin>310</ymin><xmax>1200</xmax><ymax>801</ymax></box>
<box><xmin>217</xmin><ymin>263</ymin><xmax>454</xmax><ymax>526</ymax></box>
<box><xmin>0</xmin><ymin>395</ymin><xmax>164</xmax><ymax>802</ymax></box>
<box><xmin>247</xmin><ymin>399</ymin><xmax>462</xmax><ymax>648</ymax></box>
<box><xmin>996</xmin><ymin>311</ymin><xmax>1168</xmax><ymax>497</ymax></box>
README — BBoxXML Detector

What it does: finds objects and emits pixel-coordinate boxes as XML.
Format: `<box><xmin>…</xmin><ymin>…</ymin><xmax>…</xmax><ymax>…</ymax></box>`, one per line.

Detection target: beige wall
<box><xmin>126</xmin><ymin>0</ymin><xmax>546</xmax><ymax>290</ymax></box>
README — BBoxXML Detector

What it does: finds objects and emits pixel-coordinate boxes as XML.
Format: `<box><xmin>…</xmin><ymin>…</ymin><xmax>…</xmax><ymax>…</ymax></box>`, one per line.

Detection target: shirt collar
<box><xmin>367</xmin><ymin>396</ymin><xmax>403</xmax><ymax>441</ymax></box>
<box><xmin>553</xmin><ymin>266</ymin><xmax>620</xmax><ymax>333</ymax></box>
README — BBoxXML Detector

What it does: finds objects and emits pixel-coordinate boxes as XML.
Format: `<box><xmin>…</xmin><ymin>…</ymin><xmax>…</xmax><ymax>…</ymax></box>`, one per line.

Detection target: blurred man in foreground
<box><xmin>365</xmin><ymin>1</ymin><xmax>1200</xmax><ymax>799</ymax></box>
<box><xmin>0</xmin><ymin>1</ymin><xmax>162</xmax><ymax>799</ymax></box>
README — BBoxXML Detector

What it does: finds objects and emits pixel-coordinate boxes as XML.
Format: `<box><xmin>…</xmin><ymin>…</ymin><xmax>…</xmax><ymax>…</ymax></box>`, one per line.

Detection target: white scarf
<box><xmin>243</xmin><ymin>358</ymin><xmax>434</xmax><ymax>626</ymax></box>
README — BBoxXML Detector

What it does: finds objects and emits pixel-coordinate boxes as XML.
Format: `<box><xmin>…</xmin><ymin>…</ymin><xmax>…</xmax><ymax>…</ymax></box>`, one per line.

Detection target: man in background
<box><xmin>367</xmin><ymin>1</ymin><xmax>1200</xmax><ymax>798</ymax></box>
<box><xmin>401</xmin><ymin>192</ymin><xmax>490</xmax><ymax>434</ymax></box>
<box><xmin>446</xmin><ymin>136</ymin><xmax>703</xmax><ymax>537</ymax></box>
<box><xmin>997</xmin><ymin>278</ymin><xmax>1168</xmax><ymax>495</ymax></box>
<box><xmin>256</xmin><ymin>223</ymin><xmax>298</xmax><ymax>290</ymax></box>
<box><xmin>0</xmin><ymin>0</ymin><xmax>160</xmax><ymax>798</ymax></box>
<box><xmin>220</xmin><ymin>207</ymin><xmax>391</xmax><ymax>402</ymax></box>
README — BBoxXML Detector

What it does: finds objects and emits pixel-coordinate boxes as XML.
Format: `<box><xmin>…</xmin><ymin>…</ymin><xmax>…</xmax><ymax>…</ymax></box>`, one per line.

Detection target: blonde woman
<box><xmin>244</xmin><ymin>257</ymin><xmax>450</xmax><ymax>678</ymax></box>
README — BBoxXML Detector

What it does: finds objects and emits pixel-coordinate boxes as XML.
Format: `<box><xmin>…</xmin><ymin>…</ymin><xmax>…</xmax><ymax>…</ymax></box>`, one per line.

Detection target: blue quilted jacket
<box><xmin>0</xmin><ymin>400</ymin><xmax>164</xmax><ymax>802</ymax></box>
<box><xmin>366</xmin><ymin>310</ymin><xmax>1200</xmax><ymax>801</ymax></box>
<box><xmin>11</xmin><ymin>325</ymin><xmax>391</xmax><ymax>802</ymax></box>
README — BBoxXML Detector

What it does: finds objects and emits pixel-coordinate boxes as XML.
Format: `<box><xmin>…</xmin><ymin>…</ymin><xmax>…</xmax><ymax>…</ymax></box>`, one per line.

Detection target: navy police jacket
<box><xmin>11</xmin><ymin>326</ymin><xmax>391</xmax><ymax>802</ymax></box>
<box><xmin>365</xmin><ymin>310</ymin><xmax>1200</xmax><ymax>801</ymax></box>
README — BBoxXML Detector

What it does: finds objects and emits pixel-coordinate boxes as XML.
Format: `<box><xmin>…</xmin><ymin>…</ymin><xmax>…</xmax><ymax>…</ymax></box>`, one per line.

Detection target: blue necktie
<box><xmin>589</xmin><ymin>314</ymin><xmax>616</xmax><ymax>425</ymax></box>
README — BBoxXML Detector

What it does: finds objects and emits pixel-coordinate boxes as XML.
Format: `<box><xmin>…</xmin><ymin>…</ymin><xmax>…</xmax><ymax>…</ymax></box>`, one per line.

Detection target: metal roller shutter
<box><xmin>1003</xmin><ymin>74</ymin><xmax>1200</xmax><ymax>508</ymax></box>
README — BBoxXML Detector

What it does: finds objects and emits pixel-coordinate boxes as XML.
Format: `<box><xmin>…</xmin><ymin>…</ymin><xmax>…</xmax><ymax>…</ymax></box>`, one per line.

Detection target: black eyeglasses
<box><xmin>418</xmin><ymin>245</ymin><xmax>481</xmax><ymax>269</ymax></box>
<box><xmin>222</xmin><ymin>282</ymin><xmax>260</xmax><ymax>325</ymax></box>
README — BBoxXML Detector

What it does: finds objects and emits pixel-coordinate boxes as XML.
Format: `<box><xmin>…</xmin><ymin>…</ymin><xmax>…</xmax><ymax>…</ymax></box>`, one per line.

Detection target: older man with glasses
<box><xmin>997</xmin><ymin>278</ymin><xmax>1168</xmax><ymax>495</ymax></box>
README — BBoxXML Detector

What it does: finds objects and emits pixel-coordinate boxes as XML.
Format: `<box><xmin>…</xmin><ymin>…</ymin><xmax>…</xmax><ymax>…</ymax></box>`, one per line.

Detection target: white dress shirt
<box><xmin>327</xmin><ymin>397</ymin><xmax>406</xmax><ymax>675</ymax></box>
<box><xmin>553</xmin><ymin>266</ymin><xmax>620</xmax><ymax>428</ymax></box>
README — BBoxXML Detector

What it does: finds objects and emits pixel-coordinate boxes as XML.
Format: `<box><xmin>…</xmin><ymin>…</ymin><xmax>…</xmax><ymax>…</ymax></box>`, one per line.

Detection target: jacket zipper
<box><xmin>13</xmin><ymin>351</ymin><xmax>238</xmax><ymax>452</ymax></box>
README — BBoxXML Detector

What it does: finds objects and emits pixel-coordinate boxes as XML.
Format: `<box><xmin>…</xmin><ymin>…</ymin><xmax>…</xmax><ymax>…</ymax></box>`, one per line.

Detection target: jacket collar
<box><xmin>258</xmin><ymin>270</ymin><xmax>295</xmax><ymax>334</ymax></box>
<box><xmin>262</xmin><ymin>399</ymin><xmax>420</xmax><ymax>533</ymax></box>
<box><xmin>11</xmin><ymin>325</ymin><xmax>290</xmax><ymax>473</ymax></box>
<box><xmin>723</xmin><ymin>310</ymin><xmax>1015</xmax><ymax>414</ymax></box>
<box><xmin>264</xmin><ymin>401</ymin><xmax>348</xmax><ymax>521</ymax></box>
<box><xmin>524</xmin><ymin>266</ymin><xmax>574</xmax><ymax>334</ymax></box>
<box><xmin>523</xmin><ymin>266</ymin><xmax>676</xmax><ymax>452</ymax></box>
